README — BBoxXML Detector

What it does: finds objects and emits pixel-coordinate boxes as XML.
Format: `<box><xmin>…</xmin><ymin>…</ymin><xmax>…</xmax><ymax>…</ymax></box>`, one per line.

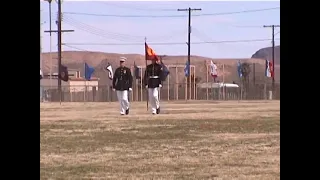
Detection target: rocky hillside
<box><xmin>251</xmin><ymin>45</ymin><xmax>280</xmax><ymax>64</ymax></box>
<box><xmin>41</xmin><ymin>51</ymin><xmax>280</xmax><ymax>86</ymax></box>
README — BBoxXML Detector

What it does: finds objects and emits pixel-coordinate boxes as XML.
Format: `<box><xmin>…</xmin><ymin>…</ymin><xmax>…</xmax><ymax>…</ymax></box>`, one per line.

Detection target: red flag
<box><xmin>265</xmin><ymin>60</ymin><xmax>274</xmax><ymax>78</ymax></box>
<box><xmin>145</xmin><ymin>42</ymin><xmax>159</xmax><ymax>61</ymax></box>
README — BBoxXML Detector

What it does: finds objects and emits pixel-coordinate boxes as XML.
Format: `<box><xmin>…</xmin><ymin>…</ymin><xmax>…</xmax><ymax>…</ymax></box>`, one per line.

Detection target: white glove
<box><xmin>145</xmin><ymin>85</ymin><xmax>148</xmax><ymax>88</ymax></box>
<box><xmin>112</xmin><ymin>88</ymin><xmax>116</xmax><ymax>92</ymax></box>
<box><xmin>159</xmin><ymin>84</ymin><xmax>162</xmax><ymax>88</ymax></box>
<box><xmin>129</xmin><ymin>88</ymin><xmax>132</xmax><ymax>91</ymax></box>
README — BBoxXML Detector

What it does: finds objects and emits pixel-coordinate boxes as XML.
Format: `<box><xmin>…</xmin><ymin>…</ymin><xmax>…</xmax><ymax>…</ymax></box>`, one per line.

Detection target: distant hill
<box><xmin>41</xmin><ymin>51</ymin><xmax>280</xmax><ymax>86</ymax></box>
<box><xmin>251</xmin><ymin>45</ymin><xmax>280</xmax><ymax>65</ymax></box>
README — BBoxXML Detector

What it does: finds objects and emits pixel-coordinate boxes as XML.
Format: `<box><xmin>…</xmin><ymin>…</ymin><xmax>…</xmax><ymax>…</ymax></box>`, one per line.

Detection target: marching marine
<box><xmin>112</xmin><ymin>57</ymin><xmax>133</xmax><ymax>115</ymax></box>
<box><xmin>143</xmin><ymin>59</ymin><xmax>164</xmax><ymax>115</ymax></box>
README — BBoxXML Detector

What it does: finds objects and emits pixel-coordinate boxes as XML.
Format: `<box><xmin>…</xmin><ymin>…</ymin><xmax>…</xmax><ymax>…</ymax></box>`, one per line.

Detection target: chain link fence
<box><xmin>40</xmin><ymin>82</ymin><xmax>279</xmax><ymax>102</ymax></box>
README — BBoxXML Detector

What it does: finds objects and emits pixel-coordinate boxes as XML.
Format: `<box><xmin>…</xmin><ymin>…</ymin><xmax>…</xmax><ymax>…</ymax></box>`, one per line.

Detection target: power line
<box><xmin>63</xmin><ymin>7</ymin><xmax>279</xmax><ymax>18</ymax></box>
<box><xmin>101</xmin><ymin>2</ymin><xmax>177</xmax><ymax>12</ymax></box>
<box><xmin>64</xmin><ymin>38</ymin><xmax>280</xmax><ymax>46</ymax></box>
<box><xmin>63</xmin><ymin>15</ymin><xmax>187</xmax><ymax>42</ymax></box>
<box><xmin>63</xmin><ymin>16</ymin><xmax>143</xmax><ymax>42</ymax></box>
<box><xmin>192</xmin><ymin>28</ymin><xmax>217</xmax><ymax>43</ymax></box>
<box><xmin>63</xmin><ymin>44</ymin><xmax>90</xmax><ymax>51</ymax></box>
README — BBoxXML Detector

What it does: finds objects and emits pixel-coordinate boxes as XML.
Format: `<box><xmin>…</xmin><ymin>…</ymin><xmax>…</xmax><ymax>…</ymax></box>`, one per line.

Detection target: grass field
<box><xmin>40</xmin><ymin>100</ymin><xmax>280</xmax><ymax>180</ymax></box>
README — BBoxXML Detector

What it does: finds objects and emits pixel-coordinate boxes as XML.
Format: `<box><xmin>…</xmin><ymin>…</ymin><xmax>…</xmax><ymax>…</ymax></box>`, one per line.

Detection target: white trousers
<box><xmin>116</xmin><ymin>90</ymin><xmax>129</xmax><ymax>114</ymax></box>
<box><xmin>148</xmin><ymin>88</ymin><xmax>160</xmax><ymax>114</ymax></box>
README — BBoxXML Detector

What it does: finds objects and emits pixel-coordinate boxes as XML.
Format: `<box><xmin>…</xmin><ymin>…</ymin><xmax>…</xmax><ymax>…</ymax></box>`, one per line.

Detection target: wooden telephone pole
<box><xmin>44</xmin><ymin>0</ymin><xmax>74</xmax><ymax>92</ymax></box>
<box><xmin>263</xmin><ymin>25</ymin><xmax>280</xmax><ymax>91</ymax></box>
<box><xmin>177</xmin><ymin>7</ymin><xmax>201</xmax><ymax>100</ymax></box>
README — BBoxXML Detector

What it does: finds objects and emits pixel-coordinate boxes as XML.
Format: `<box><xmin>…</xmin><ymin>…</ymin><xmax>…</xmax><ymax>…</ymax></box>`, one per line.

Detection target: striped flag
<box><xmin>210</xmin><ymin>60</ymin><xmax>218</xmax><ymax>81</ymax></box>
<box><xmin>237</xmin><ymin>60</ymin><xmax>243</xmax><ymax>78</ymax></box>
<box><xmin>265</xmin><ymin>60</ymin><xmax>274</xmax><ymax>78</ymax></box>
<box><xmin>184</xmin><ymin>60</ymin><xmax>190</xmax><ymax>77</ymax></box>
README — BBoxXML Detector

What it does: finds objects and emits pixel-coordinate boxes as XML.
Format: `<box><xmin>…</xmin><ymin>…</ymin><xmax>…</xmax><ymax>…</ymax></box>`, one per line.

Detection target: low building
<box><xmin>41</xmin><ymin>70</ymin><xmax>99</xmax><ymax>92</ymax></box>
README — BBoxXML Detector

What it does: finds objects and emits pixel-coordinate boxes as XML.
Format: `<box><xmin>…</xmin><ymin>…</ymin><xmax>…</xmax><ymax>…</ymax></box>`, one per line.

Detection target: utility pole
<box><xmin>178</xmin><ymin>7</ymin><xmax>201</xmax><ymax>100</ymax></box>
<box><xmin>44</xmin><ymin>0</ymin><xmax>53</xmax><ymax>88</ymax></box>
<box><xmin>40</xmin><ymin>9</ymin><xmax>43</xmax><ymax>101</ymax></box>
<box><xmin>263</xmin><ymin>25</ymin><xmax>280</xmax><ymax>92</ymax></box>
<box><xmin>40</xmin><ymin>9</ymin><xmax>43</xmax><ymax>74</ymax></box>
<box><xmin>44</xmin><ymin>0</ymin><xmax>74</xmax><ymax>92</ymax></box>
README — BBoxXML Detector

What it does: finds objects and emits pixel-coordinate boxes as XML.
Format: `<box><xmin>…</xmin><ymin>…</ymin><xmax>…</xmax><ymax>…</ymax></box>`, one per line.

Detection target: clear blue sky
<box><xmin>40</xmin><ymin>1</ymin><xmax>280</xmax><ymax>58</ymax></box>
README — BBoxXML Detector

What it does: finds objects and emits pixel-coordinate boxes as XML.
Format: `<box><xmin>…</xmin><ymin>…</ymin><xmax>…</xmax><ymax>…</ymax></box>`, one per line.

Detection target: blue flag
<box><xmin>184</xmin><ymin>60</ymin><xmax>190</xmax><ymax>77</ymax></box>
<box><xmin>160</xmin><ymin>59</ymin><xmax>169</xmax><ymax>81</ymax></box>
<box><xmin>134</xmin><ymin>61</ymin><xmax>141</xmax><ymax>79</ymax></box>
<box><xmin>84</xmin><ymin>63</ymin><xmax>95</xmax><ymax>81</ymax></box>
<box><xmin>237</xmin><ymin>60</ymin><xmax>243</xmax><ymax>78</ymax></box>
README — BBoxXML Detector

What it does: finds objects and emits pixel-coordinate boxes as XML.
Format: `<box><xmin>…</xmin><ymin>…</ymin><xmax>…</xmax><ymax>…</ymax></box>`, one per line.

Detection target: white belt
<box><xmin>149</xmin><ymin>76</ymin><xmax>159</xmax><ymax>78</ymax></box>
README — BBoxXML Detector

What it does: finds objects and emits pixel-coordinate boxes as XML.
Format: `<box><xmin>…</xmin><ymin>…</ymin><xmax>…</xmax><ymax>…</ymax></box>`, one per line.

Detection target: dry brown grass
<box><xmin>40</xmin><ymin>100</ymin><xmax>280</xmax><ymax>180</ymax></box>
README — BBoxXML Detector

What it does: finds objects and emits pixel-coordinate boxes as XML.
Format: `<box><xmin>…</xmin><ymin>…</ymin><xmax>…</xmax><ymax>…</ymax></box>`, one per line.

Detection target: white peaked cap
<box><xmin>120</xmin><ymin>57</ymin><xmax>127</xmax><ymax>62</ymax></box>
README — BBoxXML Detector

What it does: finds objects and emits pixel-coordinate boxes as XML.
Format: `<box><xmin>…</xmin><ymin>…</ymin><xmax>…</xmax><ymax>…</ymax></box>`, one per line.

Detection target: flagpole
<box><xmin>140</xmin><ymin>68</ymin><xmax>143</xmax><ymax>102</ymax></box>
<box><xmin>193</xmin><ymin>66</ymin><xmax>196</xmax><ymax>100</ymax></box>
<box><xmin>175</xmin><ymin>67</ymin><xmax>178</xmax><ymax>100</ymax></box>
<box><xmin>133</xmin><ymin>63</ymin><xmax>136</xmax><ymax>101</ymax></box>
<box><xmin>136</xmin><ymin>65</ymin><xmax>138</xmax><ymax>101</ymax></box>
<box><xmin>84</xmin><ymin>62</ymin><xmax>86</xmax><ymax>103</ymax></box>
<box><xmin>185</xmin><ymin>77</ymin><xmax>187</xmax><ymax>101</ymax></box>
<box><xmin>189</xmin><ymin>66</ymin><xmax>191</xmax><ymax>100</ymax></box>
<box><xmin>239</xmin><ymin>74</ymin><xmax>242</xmax><ymax>101</ymax></box>
<box><xmin>206</xmin><ymin>62</ymin><xmax>208</xmax><ymax>100</ymax></box>
<box><xmin>167</xmin><ymin>66</ymin><xmax>170</xmax><ymax>101</ymax></box>
<box><xmin>222</xmin><ymin>63</ymin><xmax>225</xmax><ymax>100</ymax></box>
<box><xmin>212</xmin><ymin>65</ymin><xmax>215</xmax><ymax>100</ymax></box>
<box><xmin>59</xmin><ymin>63</ymin><xmax>61</xmax><ymax>105</ymax></box>
<box><xmin>145</xmin><ymin>37</ymin><xmax>149</xmax><ymax>111</ymax></box>
<box><xmin>131</xmin><ymin>66</ymin><xmax>134</xmax><ymax>102</ymax></box>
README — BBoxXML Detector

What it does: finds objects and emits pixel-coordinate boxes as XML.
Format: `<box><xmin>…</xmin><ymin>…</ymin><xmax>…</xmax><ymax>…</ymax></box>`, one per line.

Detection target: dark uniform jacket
<box><xmin>144</xmin><ymin>63</ymin><xmax>163</xmax><ymax>88</ymax></box>
<box><xmin>112</xmin><ymin>66</ymin><xmax>133</xmax><ymax>91</ymax></box>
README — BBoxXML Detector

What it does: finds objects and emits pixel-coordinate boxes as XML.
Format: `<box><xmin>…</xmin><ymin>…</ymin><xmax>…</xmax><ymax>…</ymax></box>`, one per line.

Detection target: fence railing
<box><xmin>40</xmin><ymin>82</ymin><xmax>279</xmax><ymax>102</ymax></box>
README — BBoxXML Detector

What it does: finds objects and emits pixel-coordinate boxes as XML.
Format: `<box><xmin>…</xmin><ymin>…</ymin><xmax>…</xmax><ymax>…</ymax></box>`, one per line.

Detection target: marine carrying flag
<box><xmin>84</xmin><ymin>63</ymin><xmax>95</xmax><ymax>81</ymax></box>
<box><xmin>184</xmin><ymin>60</ymin><xmax>190</xmax><ymax>77</ymax></box>
<box><xmin>265</xmin><ymin>60</ymin><xmax>274</xmax><ymax>78</ymax></box>
<box><xmin>145</xmin><ymin>42</ymin><xmax>159</xmax><ymax>61</ymax></box>
<box><xmin>210</xmin><ymin>60</ymin><xmax>218</xmax><ymax>82</ymax></box>
<box><xmin>237</xmin><ymin>60</ymin><xmax>243</xmax><ymax>78</ymax></box>
<box><xmin>105</xmin><ymin>63</ymin><xmax>113</xmax><ymax>80</ymax></box>
<box><xmin>58</xmin><ymin>64</ymin><xmax>69</xmax><ymax>82</ymax></box>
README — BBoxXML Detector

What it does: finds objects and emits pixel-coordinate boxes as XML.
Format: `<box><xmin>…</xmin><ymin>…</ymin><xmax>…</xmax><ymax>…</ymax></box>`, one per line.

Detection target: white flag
<box><xmin>210</xmin><ymin>60</ymin><xmax>218</xmax><ymax>78</ymax></box>
<box><xmin>40</xmin><ymin>68</ymin><xmax>43</xmax><ymax>80</ymax></box>
<box><xmin>105</xmin><ymin>64</ymin><xmax>113</xmax><ymax>80</ymax></box>
<box><xmin>265</xmin><ymin>60</ymin><xmax>273</xmax><ymax>78</ymax></box>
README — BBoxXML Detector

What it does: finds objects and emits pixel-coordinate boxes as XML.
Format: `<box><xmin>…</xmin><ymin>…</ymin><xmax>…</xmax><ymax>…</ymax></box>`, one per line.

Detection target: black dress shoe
<box><xmin>156</xmin><ymin>107</ymin><xmax>160</xmax><ymax>114</ymax></box>
<box><xmin>126</xmin><ymin>108</ymin><xmax>129</xmax><ymax>115</ymax></box>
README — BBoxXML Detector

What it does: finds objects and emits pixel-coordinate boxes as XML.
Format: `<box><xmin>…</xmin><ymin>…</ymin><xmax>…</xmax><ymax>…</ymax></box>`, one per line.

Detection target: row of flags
<box><xmin>46</xmin><ymin>60</ymin><xmax>274</xmax><ymax>82</ymax></box>
<box><xmin>44</xmin><ymin>42</ymin><xmax>274</xmax><ymax>82</ymax></box>
<box><xmin>237</xmin><ymin>60</ymin><xmax>274</xmax><ymax>78</ymax></box>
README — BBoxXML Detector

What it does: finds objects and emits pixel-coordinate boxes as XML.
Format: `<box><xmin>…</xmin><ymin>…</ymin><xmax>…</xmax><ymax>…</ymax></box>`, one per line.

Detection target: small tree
<box><xmin>240</xmin><ymin>62</ymin><xmax>251</xmax><ymax>97</ymax></box>
<box><xmin>187</xmin><ymin>74</ymin><xmax>201</xmax><ymax>85</ymax></box>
